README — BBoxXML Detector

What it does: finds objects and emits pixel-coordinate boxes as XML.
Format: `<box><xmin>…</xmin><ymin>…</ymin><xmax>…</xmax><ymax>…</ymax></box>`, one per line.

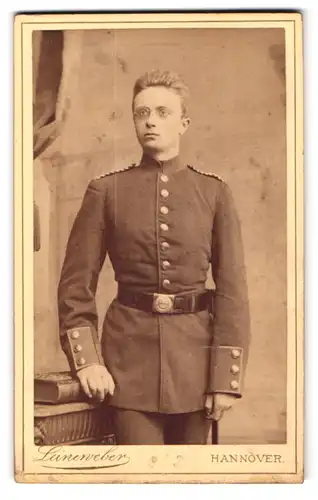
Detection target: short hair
<box><xmin>132</xmin><ymin>69</ymin><xmax>190</xmax><ymax>117</ymax></box>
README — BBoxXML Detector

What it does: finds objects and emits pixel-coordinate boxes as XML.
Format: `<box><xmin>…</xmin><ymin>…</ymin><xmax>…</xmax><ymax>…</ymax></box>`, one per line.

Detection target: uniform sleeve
<box><xmin>208</xmin><ymin>181</ymin><xmax>251</xmax><ymax>397</ymax></box>
<box><xmin>57</xmin><ymin>179</ymin><xmax>108</xmax><ymax>374</ymax></box>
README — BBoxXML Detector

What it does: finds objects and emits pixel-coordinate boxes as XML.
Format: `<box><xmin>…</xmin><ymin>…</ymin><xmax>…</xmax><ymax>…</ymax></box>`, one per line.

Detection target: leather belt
<box><xmin>117</xmin><ymin>287</ymin><xmax>214</xmax><ymax>315</ymax></box>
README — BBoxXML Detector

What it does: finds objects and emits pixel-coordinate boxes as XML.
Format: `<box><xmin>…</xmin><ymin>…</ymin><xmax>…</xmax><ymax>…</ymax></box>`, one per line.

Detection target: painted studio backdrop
<box><xmin>33</xmin><ymin>28</ymin><xmax>287</xmax><ymax>444</ymax></box>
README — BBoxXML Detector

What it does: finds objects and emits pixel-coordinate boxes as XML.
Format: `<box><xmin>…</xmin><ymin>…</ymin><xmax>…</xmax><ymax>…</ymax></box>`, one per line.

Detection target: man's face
<box><xmin>133</xmin><ymin>86</ymin><xmax>190</xmax><ymax>155</ymax></box>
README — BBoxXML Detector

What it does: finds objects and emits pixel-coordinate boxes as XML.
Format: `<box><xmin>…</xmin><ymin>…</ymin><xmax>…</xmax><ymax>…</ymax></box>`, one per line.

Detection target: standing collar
<box><xmin>139</xmin><ymin>152</ymin><xmax>186</xmax><ymax>173</ymax></box>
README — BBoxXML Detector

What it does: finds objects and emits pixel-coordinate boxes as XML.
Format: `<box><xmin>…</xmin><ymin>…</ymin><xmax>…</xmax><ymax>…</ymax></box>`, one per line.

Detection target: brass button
<box><xmin>230</xmin><ymin>380</ymin><xmax>239</xmax><ymax>390</ymax></box>
<box><xmin>162</xmin><ymin>260</ymin><xmax>170</xmax><ymax>269</ymax></box>
<box><xmin>231</xmin><ymin>349</ymin><xmax>241</xmax><ymax>359</ymax></box>
<box><xmin>74</xmin><ymin>344</ymin><xmax>83</xmax><ymax>353</ymax></box>
<box><xmin>160</xmin><ymin>223</ymin><xmax>169</xmax><ymax>231</ymax></box>
<box><xmin>162</xmin><ymin>279</ymin><xmax>171</xmax><ymax>288</ymax></box>
<box><xmin>230</xmin><ymin>364</ymin><xmax>240</xmax><ymax>375</ymax></box>
<box><xmin>77</xmin><ymin>357</ymin><xmax>86</xmax><ymax>366</ymax></box>
<box><xmin>160</xmin><ymin>206</ymin><xmax>169</xmax><ymax>215</ymax></box>
<box><xmin>161</xmin><ymin>241</ymin><xmax>170</xmax><ymax>250</ymax></box>
<box><xmin>160</xmin><ymin>189</ymin><xmax>169</xmax><ymax>198</ymax></box>
<box><xmin>160</xmin><ymin>174</ymin><xmax>169</xmax><ymax>183</ymax></box>
<box><xmin>70</xmin><ymin>330</ymin><xmax>80</xmax><ymax>340</ymax></box>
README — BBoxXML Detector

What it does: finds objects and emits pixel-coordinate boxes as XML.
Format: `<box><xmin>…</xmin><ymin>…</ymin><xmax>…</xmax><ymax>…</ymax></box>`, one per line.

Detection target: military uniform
<box><xmin>58</xmin><ymin>153</ymin><xmax>250</xmax><ymax>440</ymax></box>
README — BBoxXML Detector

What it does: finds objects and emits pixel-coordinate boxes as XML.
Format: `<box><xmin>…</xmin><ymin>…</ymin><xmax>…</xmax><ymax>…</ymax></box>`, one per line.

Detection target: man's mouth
<box><xmin>144</xmin><ymin>133</ymin><xmax>159</xmax><ymax>138</ymax></box>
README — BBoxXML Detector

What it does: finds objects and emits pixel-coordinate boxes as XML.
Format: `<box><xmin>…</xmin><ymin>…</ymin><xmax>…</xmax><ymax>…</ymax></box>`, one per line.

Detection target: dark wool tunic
<box><xmin>58</xmin><ymin>154</ymin><xmax>251</xmax><ymax>413</ymax></box>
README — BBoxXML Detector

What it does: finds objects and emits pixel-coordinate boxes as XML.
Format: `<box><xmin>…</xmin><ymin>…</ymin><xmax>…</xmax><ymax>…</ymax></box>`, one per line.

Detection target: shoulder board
<box><xmin>95</xmin><ymin>163</ymin><xmax>137</xmax><ymax>180</ymax></box>
<box><xmin>187</xmin><ymin>164</ymin><xmax>225</xmax><ymax>182</ymax></box>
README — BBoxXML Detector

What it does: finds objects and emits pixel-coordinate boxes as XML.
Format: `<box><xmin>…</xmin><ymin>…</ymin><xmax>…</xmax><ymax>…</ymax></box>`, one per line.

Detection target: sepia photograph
<box><xmin>14</xmin><ymin>12</ymin><xmax>303</xmax><ymax>483</ymax></box>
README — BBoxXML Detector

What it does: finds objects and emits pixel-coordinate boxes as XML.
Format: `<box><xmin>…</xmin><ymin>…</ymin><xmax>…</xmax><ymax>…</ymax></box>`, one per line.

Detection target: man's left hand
<box><xmin>204</xmin><ymin>393</ymin><xmax>237</xmax><ymax>421</ymax></box>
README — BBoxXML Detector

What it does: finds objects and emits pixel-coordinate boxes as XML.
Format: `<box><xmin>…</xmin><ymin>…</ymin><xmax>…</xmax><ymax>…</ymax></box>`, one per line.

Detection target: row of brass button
<box><xmin>230</xmin><ymin>349</ymin><xmax>241</xmax><ymax>390</ymax></box>
<box><xmin>70</xmin><ymin>330</ymin><xmax>86</xmax><ymax>366</ymax></box>
<box><xmin>159</xmin><ymin>174</ymin><xmax>171</xmax><ymax>289</ymax></box>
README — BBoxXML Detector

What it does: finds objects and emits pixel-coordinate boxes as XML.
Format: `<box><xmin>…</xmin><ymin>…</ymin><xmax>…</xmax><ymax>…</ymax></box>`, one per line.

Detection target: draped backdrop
<box><xmin>33</xmin><ymin>30</ymin><xmax>83</xmax><ymax>372</ymax></box>
<box><xmin>33</xmin><ymin>31</ymin><xmax>63</xmax><ymax>252</ymax></box>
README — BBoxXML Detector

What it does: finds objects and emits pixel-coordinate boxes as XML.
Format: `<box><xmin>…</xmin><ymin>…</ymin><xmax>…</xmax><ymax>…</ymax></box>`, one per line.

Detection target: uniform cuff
<box><xmin>207</xmin><ymin>345</ymin><xmax>244</xmax><ymax>397</ymax></box>
<box><xmin>64</xmin><ymin>326</ymin><xmax>104</xmax><ymax>373</ymax></box>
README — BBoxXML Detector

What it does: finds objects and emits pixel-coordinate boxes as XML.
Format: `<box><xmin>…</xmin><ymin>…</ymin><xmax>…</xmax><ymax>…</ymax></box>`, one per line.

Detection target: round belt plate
<box><xmin>153</xmin><ymin>295</ymin><xmax>174</xmax><ymax>313</ymax></box>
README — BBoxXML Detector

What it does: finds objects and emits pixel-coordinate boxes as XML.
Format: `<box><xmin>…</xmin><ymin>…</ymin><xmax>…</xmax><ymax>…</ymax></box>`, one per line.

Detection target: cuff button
<box><xmin>77</xmin><ymin>357</ymin><xmax>86</xmax><ymax>366</ymax></box>
<box><xmin>70</xmin><ymin>330</ymin><xmax>80</xmax><ymax>340</ymax></box>
<box><xmin>230</xmin><ymin>364</ymin><xmax>240</xmax><ymax>375</ymax></box>
<box><xmin>74</xmin><ymin>344</ymin><xmax>83</xmax><ymax>353</ymax></box>
<box><xmin>230</xmin><ymin>380</ymin><xmax>239</xmax><ymax>390</ymax></box>
<box><xmin>231</xmin><ymin>349</ymin><xmax>241</xmax><ymax>359</ymax></box>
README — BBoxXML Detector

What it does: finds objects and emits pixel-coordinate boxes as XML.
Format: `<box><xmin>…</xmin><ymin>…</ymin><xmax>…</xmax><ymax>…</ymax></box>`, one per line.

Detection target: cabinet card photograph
<box><xmin>14</xmin><ymin>12</ymin><xmax>303</xmax><ymax>483</ymax></box>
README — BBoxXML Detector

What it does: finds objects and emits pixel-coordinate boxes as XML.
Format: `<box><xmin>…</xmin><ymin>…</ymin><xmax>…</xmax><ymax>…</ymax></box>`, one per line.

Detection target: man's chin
<box><xmin>142</xmin><ymin>142</ymin><xmax>161</xmax><ymax>152</ymax></box>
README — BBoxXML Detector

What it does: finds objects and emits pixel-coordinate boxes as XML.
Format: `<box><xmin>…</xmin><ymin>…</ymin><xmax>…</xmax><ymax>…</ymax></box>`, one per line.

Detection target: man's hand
<box><xmin>77</xmin><ymin>364</ymin><xmax>115</xmax><ymax>402</ymax></box>
<box><xmin>204</xmin><ymin>393</ymin><xmax>237</xmax><ymax>421</ymax></box>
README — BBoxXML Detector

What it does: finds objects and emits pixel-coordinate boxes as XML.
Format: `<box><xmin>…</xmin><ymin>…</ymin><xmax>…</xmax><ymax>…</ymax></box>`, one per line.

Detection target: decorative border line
<box><xmin>17</xmin><ymin>16</ymin><xmax>301</xmax><ymax>478</ymax></box>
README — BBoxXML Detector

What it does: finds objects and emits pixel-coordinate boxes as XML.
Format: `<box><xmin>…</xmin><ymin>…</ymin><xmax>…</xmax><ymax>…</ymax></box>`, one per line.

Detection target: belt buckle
<box><xmin>153</xmin><ymin>293</ymin><xmax>175</xmax><ymax>313</ymax></box>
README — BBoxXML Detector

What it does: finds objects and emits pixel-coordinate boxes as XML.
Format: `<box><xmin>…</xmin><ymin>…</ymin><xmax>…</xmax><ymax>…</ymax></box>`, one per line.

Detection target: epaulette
<box><xmin>187</xmin><ymin>164</ymin><xmax>225</xmax><ymax>182</ymax></box>
<box><xmin>95</xmin><ymin>163</ymin><xmax>137</xmax><ymax>180</ymax></box>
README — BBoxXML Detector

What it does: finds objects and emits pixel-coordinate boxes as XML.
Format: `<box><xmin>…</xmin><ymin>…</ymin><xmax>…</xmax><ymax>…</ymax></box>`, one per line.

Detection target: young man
<box><xmin>58</xmin><ymin>69</ymin><xmax>251</xmax><ymax>445</ymax></box>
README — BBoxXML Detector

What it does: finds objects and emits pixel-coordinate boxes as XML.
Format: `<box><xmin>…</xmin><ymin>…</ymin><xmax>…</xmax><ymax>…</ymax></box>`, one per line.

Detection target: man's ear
<box><xmin>180</xmin><ymin>116</ymin><xmax>190</xmax><ymax>136</ymax></box>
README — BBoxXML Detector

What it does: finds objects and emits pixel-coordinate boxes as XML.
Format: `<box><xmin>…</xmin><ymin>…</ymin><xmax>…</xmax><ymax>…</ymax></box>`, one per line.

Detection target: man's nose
<box><xmin>145</xmin><ymin>110</ymin><xmax>157</xmax><ymax>128</ymax></box>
